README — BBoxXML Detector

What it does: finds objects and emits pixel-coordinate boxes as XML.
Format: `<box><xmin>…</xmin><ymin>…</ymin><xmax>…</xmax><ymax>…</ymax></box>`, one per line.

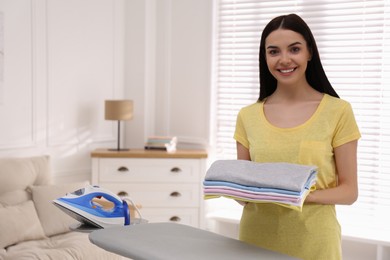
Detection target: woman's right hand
<box><xmin>235</xmin><ymin>200</ymin><xmax>248</xmax><ymax>206</ymax></box>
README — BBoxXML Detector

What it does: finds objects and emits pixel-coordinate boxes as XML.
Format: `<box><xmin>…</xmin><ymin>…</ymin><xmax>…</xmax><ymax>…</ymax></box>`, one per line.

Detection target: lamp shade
<box><xmin>105</xmin><ymin>100</ymin><xmax>133</xmax><ymax>121</ymax></box>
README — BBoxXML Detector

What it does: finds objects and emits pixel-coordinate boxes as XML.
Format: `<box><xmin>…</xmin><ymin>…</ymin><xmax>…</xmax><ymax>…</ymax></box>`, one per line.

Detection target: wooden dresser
<box><xmin>91</xmin><ymin>149</ymin><xmax>208</xmax><ymax>228</ymax></box>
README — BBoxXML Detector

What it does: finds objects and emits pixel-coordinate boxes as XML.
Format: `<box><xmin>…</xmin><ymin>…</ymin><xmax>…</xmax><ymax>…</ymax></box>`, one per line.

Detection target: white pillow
<box><xmin>0</xmin><ymin>200</ymin><xmax>46</xmax><ymax>248</ymax></box>
<box><xmin>0</xmin><ymin>190</ymin><xmax>31</xmax><ymax>206</ymax></box>
<box><xmin>31</xmin><ymin>181</ymin><xmax>89</xmax><ymax>237</ymax></box>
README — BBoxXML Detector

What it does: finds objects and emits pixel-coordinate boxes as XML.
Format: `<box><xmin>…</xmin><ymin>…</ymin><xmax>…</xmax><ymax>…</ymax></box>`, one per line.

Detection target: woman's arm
<box><xmin>305</xmin><ymin>140</ymin><xmax>359</xmax><ymax>205</ymax></box>
<box><xmin>237</xmin><ymin>141</ymin><xmax>251</xmax><ymax>160</ymax></box>
<box><xmin>236</xmin><ymin>142</ymin><xmax>251</xmax><ymax>206</ymax></box>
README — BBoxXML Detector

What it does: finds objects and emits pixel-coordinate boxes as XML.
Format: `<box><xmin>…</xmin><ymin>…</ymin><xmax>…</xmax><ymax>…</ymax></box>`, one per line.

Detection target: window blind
<box><xmin>212</xmin><ymin>0</ymin><xmax>390</xmax><ymax>237</ymax></box>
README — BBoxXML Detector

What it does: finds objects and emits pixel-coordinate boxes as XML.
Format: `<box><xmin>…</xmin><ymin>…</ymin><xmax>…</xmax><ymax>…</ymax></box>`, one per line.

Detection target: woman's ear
<box><xmin>308</xmin><ymin>48</ymin><xmax>313</xmax><ymax>61</ymax></box>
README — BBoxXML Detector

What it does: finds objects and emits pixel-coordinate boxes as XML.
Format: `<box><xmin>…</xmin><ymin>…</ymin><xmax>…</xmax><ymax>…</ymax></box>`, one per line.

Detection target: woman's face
<box><xmin>265</xmin><ymin>29</ymin><xmax>311</xmax><ymax>87</ymax></box>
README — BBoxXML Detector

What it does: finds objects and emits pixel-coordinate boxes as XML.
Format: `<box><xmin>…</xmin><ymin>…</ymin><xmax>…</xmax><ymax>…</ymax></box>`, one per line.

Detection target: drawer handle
<box><xmin>170</xmin><ymin>216</ymin><xmax>181</xmax><ymax>222</ymax></box>
<box><xmin>117</xmin><ymin>166</ymin><xmax>129</xmax><ymax>172</ymax></box>
<box><xmin>170</xmin><ymin>191</ymin><xmax>181</xmax><ymax>197</ymax></box>
<box><xmin>170</xmin><ymin>167</ymin><xmax>182</xmax><ymax>173</ymax></box>
<box><xmin>117</xmin><ymin>191</ymin><xmax>129</xmax><ymax>197</ymax></box>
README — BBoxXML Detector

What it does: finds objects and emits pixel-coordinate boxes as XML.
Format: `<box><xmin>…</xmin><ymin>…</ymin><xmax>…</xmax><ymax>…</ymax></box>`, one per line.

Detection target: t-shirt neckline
<box><xmin>260</xmin><ymin>94</ymin><xmax>328</xmax><ymax>131</ymax></box>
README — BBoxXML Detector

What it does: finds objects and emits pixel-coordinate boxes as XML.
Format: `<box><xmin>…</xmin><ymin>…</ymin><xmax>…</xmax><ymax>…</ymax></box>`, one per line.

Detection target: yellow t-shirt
<box><xmin>234</xmin><ymin>94</ymin><xmax>361</xmax><ymax>260</ymax></box>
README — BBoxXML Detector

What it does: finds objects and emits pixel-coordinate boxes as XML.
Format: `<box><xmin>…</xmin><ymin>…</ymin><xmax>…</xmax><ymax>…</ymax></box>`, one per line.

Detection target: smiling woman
<box><xmin>212</xmin><ymin>1</ymin><xmax>390</xmax><ymax>259</ymax></box>
<box><xmin>233</xmin><ymin>13</ymin><xmax>360</xmax><ymax>260</ymax></box>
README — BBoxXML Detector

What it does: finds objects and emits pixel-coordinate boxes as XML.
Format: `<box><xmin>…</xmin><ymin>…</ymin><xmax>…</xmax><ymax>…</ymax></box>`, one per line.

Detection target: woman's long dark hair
<box><xmin>258</xmin><ymin>14</ymin><xmax>339</xmax><ymax>101</ymax></box>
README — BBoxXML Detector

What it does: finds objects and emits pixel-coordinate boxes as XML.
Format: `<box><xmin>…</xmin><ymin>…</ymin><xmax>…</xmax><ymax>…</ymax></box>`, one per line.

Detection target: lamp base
<box><xmin>108</xmin><ymin>148</ymin><xmax>130</xmax><ymax>152</ymax></box>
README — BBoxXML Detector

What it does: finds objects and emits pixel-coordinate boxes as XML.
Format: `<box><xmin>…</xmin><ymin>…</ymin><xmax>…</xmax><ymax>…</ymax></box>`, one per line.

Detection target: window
<box><xmin>212</xmin><ymin>0</ymin><xmax>390</xmax><ymax>238</ymax></box>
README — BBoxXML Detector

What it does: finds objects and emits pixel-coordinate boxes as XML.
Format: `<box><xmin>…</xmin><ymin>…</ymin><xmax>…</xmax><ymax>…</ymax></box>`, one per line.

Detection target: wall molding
<box><xmin>46</xmin><ymin>0</ymin><xmax>123</xmax><ymax>147</ymax></box>
<box><xmin>0</xmin><ymin>0</ymin><xmax>35</xmax><ymax>150</ymax></box>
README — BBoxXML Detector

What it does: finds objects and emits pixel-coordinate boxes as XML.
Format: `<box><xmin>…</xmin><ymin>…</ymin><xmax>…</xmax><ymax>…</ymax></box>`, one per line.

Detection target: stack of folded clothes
<box><xmin>203</xmin><ymin>160</ymin><xmax>317</xmax><ymax>211</ymax></box>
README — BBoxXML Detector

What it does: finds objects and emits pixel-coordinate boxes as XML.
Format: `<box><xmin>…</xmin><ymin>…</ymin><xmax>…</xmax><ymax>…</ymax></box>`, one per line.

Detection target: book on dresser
<box><xmin>144</xmin><ymin>136</ymin><xmax>177</xmax><ymax>151</ymax></box>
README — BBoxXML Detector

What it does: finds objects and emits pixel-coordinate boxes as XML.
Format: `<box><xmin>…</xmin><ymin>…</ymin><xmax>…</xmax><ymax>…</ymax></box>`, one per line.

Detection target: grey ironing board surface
<box><xmin>89</xmin><ymin>222</ymin><xmax>298</xmax><ymax>260</ymax></box>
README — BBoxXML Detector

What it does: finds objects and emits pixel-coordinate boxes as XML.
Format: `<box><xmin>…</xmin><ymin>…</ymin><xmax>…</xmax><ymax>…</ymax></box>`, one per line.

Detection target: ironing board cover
<box><xmin>89</xmin><ymin>222</ymin><xmax>297</xmax><ymax>260</ymax></box>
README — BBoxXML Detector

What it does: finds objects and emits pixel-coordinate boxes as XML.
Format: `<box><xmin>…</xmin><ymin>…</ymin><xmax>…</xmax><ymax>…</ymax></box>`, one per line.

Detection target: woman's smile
<box><xmin>278</xmin><ymin>68</ymin><xmax>296</xmax><ymax>74</ymax></box>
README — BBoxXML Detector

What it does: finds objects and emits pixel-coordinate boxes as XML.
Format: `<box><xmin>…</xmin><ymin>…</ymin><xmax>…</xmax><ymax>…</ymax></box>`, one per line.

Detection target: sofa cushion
<box><xmin>31</xmin><ymin>181</ymin><xmax>89</xmax><ymax>237</ymax></box>
<box><xmin>0</xmin><ymin>190</ymin><xmax>31</xmax><ymax>206</ymax></box>
<box><xmin>0</xmin><ymin>156</ymin><xmax>51</xmax><ymax>201</ymax></box>
<box><xmin>0</xmin><ymin>200</ymin><xmax>46</xmax><ymax>248</ymax></box>
<box><xmin>3</xmin><ymin>231</ymin><xmax>122</xmax><ymax>260</ymax></box>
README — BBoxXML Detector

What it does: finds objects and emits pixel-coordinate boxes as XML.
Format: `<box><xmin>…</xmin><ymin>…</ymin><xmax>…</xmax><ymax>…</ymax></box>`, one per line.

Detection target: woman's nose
<box><xmin>280</xmin><ymin>52</ymin><xmax>291</xmax><ymax>65</ymax></box>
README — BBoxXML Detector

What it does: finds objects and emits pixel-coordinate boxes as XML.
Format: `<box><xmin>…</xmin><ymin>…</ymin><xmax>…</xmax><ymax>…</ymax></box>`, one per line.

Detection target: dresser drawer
<box><xmin>98</xmin><ymin>158</ymin><xmax>200</xmax><ymax>183</ymax></box>
<box><xmin>100</xmin><ymin>183</ymin><xmax>200</xmax><ymax>207</ymax></box>
<box><xmin>139</xmin><ymin>208</ymin><xmax>199</xmax><ymax>227</ymax></box>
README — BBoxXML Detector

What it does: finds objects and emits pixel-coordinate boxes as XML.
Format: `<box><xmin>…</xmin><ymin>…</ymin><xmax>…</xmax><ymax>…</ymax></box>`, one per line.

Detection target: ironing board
<box><xmin>89</xmin><ymin>222</ymin><xmax>298</xmax><ymax>260</ymax></box>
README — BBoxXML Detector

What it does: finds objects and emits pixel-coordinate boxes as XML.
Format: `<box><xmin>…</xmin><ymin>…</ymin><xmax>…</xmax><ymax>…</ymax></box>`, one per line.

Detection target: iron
<box><xmin>53</xmin><ymin>185</ymin><xmax>131</xmax><ymax>229</ymax></box>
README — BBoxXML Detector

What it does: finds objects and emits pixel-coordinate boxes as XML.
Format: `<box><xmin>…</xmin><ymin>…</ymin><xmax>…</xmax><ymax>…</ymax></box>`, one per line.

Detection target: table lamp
<box><xmin>105</xmin><ymin>100</ymin><xmax>133</xmax><ymax>151</ymax></box>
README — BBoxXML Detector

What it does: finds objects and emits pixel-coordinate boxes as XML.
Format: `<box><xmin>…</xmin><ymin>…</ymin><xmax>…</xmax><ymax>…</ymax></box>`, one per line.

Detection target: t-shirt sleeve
<box><xmin>332</xmin><ymin>102</ymin><xmax>361</xmax><ymax>148</ymax></box>
<box><xmin>234</xmin><ymin>109</ymin><xmax>250</xmax><ymax>149</ymax></box>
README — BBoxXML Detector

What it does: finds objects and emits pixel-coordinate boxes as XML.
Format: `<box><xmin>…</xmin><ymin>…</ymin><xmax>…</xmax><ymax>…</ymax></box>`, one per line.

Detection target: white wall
<box><xmin>124</xmin><ymin>0</ymin><xmax>212</xmax><ymax>149</ymax></box>
<box><xmin>0</xmin><ymin>0</ymin><xmax>212</xmax><ymax>182</ymax></box>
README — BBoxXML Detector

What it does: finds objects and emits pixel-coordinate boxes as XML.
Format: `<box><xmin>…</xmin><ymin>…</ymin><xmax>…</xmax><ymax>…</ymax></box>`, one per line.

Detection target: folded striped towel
<box><xmin>205</xmin><ymin>160</ymin><xmax>317</xmax><ymax>193</ymax></box>
<box><xmin>204</xmin><ymin>160</ymin><xmax>317</xmax><ymax>211</ymax></box>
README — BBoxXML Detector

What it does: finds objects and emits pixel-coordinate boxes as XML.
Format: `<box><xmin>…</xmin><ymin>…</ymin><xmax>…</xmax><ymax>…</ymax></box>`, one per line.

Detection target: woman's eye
<box><xmin>268</xmin><ymin>49</ymin><xmax>279</xmax><ymax>55</ymax></box>
<box><xmin>291</xmin><ymin>47</ymin><xmax>300</xmax><ymax>53</ymax></box>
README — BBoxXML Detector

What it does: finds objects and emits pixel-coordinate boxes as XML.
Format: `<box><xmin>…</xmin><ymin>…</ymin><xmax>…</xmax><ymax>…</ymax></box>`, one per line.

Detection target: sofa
<box><xmin>0</xmin><ymin>155</ymin><xmax>124</xmax><ymax>260</ymax></box>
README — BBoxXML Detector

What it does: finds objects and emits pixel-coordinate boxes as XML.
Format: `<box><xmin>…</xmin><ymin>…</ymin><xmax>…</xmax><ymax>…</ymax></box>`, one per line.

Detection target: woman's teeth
<box><xmin>280</xmin><ymin>68</ymin><xmax>294</xmax><ymax>73</ymax></box>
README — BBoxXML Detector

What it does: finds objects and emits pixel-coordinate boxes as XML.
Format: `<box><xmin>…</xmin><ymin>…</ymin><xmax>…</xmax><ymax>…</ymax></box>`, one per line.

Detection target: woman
<box><xmin>234</xmin><ymin>14</ymin><xmax>361</xmax><ymax>259</ymax></box>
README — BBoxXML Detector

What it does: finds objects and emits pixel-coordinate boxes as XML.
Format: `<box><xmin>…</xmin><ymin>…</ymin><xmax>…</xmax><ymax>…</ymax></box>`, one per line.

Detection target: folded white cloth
<box><xmin>205</xmin><ymin>160</ymin><xmax>317</xmax><ymax>192</ymax></box>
